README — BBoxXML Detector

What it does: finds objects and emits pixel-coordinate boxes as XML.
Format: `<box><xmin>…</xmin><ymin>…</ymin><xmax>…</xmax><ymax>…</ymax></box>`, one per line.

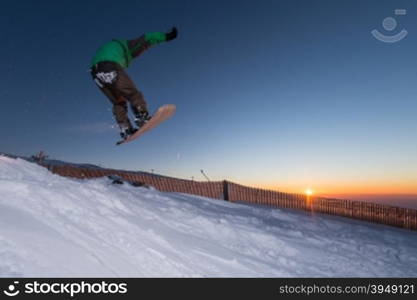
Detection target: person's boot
<box><xmin>119</xmin><ymin>125</ymin><xmax>138</xmax><ymax>140</ymax></box>
<box><xmin>133</xmin><ymin>107</ymin><xmax>151</xmax><ymax>128</ymax></box>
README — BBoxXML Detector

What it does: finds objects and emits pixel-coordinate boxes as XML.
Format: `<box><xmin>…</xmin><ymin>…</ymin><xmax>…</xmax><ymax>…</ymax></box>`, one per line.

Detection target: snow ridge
<box><xmin>0</xmin><ymin>156</ymin><xmax>416</xmax><ymax>277</ymax></box>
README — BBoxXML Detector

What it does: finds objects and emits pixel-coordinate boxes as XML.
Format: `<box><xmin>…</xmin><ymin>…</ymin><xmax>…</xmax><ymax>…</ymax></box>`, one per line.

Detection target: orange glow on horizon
<box><xmin>244</xmin><ymin>181</ymin><xmax>417</xmax><ymax>198</ymax></box>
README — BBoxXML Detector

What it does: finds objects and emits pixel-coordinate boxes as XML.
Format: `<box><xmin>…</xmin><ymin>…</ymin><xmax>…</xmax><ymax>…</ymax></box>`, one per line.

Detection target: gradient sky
<box><xmin>1</xmin><ymin>0</ymin><xmax>416</xmax><ymax>203</ymax></box>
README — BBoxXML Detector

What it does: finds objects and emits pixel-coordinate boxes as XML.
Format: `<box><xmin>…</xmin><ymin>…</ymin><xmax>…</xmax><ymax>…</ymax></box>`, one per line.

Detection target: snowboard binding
<box><xmin>120</xmin><ymin>127</ymin><xmax>138</xmax><ymax>140</ymax></box>
<box><xmin>134</xmin><ymin>110</ymin><xmax>151</xmax><ymax>128</ymax></box>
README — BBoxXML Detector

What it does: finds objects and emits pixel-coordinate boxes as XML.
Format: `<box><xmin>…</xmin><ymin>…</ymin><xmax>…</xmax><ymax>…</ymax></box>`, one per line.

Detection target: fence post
<box><xmin>223</xmin><ymin>180</ymin><xmax>229</xmax><ymax>201</ymax></box>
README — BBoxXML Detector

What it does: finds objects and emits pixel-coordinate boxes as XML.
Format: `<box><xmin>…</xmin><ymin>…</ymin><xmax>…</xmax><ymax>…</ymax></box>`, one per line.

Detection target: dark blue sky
<box><xmin>1</xmin><ymin>0</ymin><xmax>416</xmax><ymax>198</ymax></box>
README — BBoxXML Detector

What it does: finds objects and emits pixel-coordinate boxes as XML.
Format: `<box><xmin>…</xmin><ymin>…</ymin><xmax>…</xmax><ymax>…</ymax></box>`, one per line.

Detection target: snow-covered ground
<box><xmin>0</xmin><ymin>156</ymin><xmax>416</xmax><ymax>277</ymax></box>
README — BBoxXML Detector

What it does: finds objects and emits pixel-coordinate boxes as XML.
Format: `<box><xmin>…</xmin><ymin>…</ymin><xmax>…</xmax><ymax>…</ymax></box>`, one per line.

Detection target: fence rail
<box><xmin>41</xmin><ymin>164</ymin><xmax>417</xmax><ymax>231</ymax></box>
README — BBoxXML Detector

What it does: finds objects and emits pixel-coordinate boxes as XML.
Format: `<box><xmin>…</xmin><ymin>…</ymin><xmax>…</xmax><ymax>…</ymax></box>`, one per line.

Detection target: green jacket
<box><xmin>91</xmin><ymin>32</ymin><xmax>167</xmax><ymax>69</ymax></box>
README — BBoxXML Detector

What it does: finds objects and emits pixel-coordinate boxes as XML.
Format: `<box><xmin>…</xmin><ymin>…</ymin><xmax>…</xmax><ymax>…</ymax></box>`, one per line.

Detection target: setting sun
<box><xmin>305</xmin><ymin>189</ymin><xmax>314</xmax><ymax>196</ymax></box>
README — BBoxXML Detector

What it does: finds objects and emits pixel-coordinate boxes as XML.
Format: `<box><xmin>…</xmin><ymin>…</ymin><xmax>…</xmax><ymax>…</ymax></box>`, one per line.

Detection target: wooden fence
<box><xmin>227</xmin><ymin>182</ymin><xmax>417</xmax><ymax>231</ymax></box>
<box><xmin>43</xmin><ymin>164</ymin><xmax>224</xmax><ymax>200</ymax></box>
<box><xmin>41</xmin><ymin>164</ymin><xmax>417</xmax><ymax>231</ymax></box>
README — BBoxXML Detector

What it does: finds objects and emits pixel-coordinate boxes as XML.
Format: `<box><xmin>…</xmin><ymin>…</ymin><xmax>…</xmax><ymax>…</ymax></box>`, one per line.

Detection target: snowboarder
<box><xmin>90</xmin><ymin>27</ymin><xmax>178</xmax><ymax>140</ymax></box>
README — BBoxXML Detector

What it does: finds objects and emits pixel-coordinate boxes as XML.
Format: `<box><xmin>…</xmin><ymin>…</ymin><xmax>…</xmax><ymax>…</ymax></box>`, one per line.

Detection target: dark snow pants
<box><xmin>91</xmin><ymin>61</ymin><xmax>147</xmax><ymax>129</ymax></box>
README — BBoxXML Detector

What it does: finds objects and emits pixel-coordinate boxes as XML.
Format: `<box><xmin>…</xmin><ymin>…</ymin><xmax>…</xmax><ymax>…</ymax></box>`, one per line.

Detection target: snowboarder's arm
<box><xmin>144</xmin><ymin>28</ymin><xmax>178</xmax><ymax>45</ymax></box>
<box><xmin>128</xmin><ymin>27</ymin><xmax>178</xmax><ymax>59</ymax></box>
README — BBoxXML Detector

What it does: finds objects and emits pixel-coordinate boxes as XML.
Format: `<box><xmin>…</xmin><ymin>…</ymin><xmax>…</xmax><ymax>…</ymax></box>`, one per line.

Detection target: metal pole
<box><xmin>200</xmin><ymin>169</ymin><xmax>210</xmax><ymax>182</ymax></box>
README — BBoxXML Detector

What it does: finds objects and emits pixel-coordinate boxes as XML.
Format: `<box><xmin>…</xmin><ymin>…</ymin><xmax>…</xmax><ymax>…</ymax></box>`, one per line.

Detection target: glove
<box><xmin>166</xmin><ymin>27</ymin><xmax>178</xmax><ymax>41</ymax></box>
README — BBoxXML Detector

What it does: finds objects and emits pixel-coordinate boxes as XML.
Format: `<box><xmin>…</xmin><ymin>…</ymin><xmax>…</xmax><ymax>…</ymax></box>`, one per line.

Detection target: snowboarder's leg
<box><xmin>114</xmin><ymin>108</ymin><xmax>137</xmax><ymax>139</ymax></box>
<box><xmin>112</xmin><ymin>97</ymin><xmax>133</xmax><ymax>130</ymax></box>
<box><xmin>113</xmin><ymin>69</ymin><xmax>151</xmax><ymax>127</ymax></box>
<box><xmin>95</xmin><ymin>84</ymin><xmax>131</xmax><ymax>128</ymax></box>
<box><xmin>100</xmin><ymin>89</ymin><xmax>137</xmax><ymax>139</ymax></box>
<box><xmin>91</xmin><ymin>62</ymin><xmax>136</xmax><ymax>138</ymax></box>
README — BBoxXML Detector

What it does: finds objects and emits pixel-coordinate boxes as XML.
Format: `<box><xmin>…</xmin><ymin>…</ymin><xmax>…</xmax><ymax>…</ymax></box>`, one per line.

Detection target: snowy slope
<box><xmin>0</xmin><ymin>156</ymin><xmax>416</xmax><ymax>277</ymax></box>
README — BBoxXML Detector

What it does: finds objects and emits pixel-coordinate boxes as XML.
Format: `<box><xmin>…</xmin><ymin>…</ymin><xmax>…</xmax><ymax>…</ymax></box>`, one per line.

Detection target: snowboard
<box><xmin>116</xmin><ymin>104</ymin><xmax>176</xmax><ymax>145</ymax></box>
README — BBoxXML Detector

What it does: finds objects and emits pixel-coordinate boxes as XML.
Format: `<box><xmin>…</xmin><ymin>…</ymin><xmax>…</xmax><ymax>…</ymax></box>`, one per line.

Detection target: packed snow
<box><xmin>0</xmin><ymin>156</ymin><xmax>416</xmax><ymax>277</ymax></box>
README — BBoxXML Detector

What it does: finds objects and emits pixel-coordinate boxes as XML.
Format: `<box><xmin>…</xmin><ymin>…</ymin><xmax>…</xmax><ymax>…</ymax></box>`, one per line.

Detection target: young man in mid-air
<box><xmin>90</xmin><ymin>27</ymin><xmax>178</xmax><ymax>140</ymax></box>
